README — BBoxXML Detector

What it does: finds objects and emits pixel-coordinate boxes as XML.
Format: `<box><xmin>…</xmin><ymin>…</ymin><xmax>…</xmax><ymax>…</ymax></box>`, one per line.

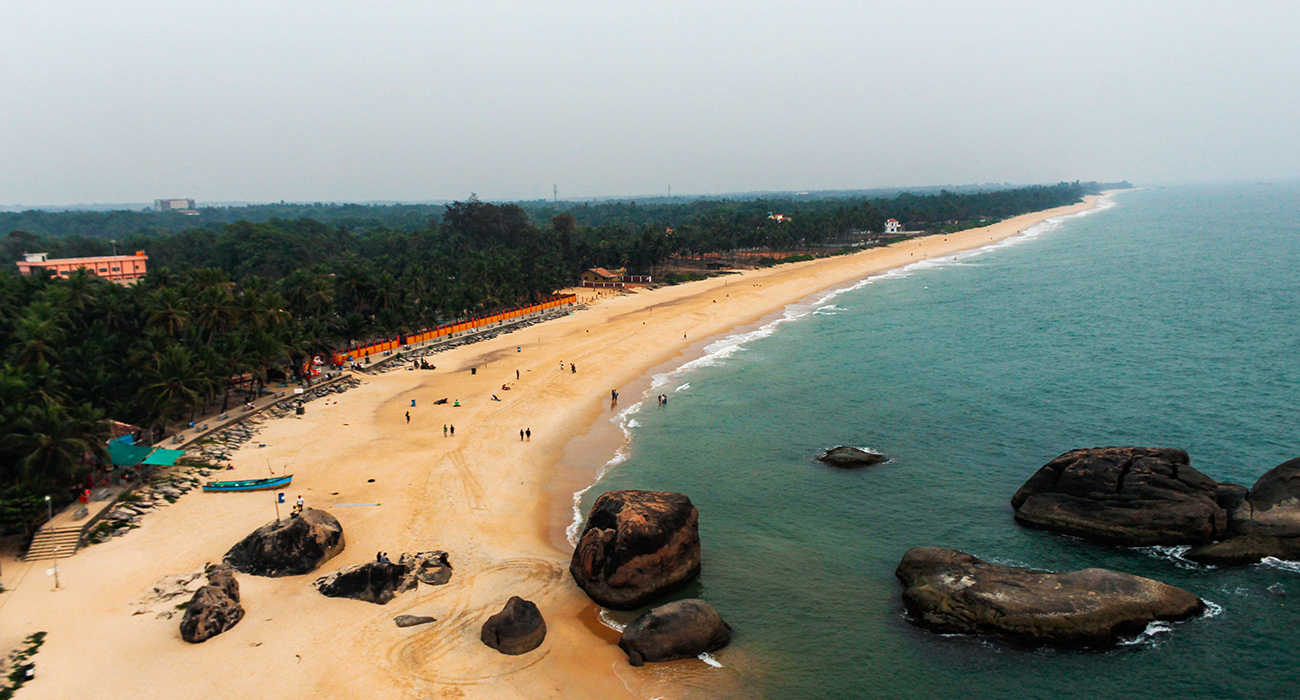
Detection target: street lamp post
<box><xmin>44</xmin><ymin>495</ymin><xmax>60</xmax><ymax>590</ymax></box>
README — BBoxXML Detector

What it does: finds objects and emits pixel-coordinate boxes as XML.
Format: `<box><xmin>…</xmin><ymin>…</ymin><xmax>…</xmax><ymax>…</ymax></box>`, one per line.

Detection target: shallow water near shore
<box><xmin>580</xmin><ymin>184</ymin><xmax>1300</xmax><ymax>699</ymax></box>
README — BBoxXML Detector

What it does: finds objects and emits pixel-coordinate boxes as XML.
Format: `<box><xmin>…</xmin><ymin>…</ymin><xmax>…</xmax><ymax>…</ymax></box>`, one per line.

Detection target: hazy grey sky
<box><xmin>2</xmin><ymin>1</ymin><xmax>1298</xmax><ymax>205</ymax></box>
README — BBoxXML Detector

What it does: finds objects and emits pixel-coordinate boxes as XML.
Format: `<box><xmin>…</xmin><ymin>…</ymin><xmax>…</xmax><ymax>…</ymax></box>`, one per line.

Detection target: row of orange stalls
<box><xmin>331</xmin><ymin>294</ymin><xmax>578</xmax><ymax>366</ymax></box>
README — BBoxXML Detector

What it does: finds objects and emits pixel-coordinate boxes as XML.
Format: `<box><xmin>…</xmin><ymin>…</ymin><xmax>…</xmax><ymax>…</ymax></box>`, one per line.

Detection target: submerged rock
<box><xmin>618</xmin><ymin>599</ymin><xmax>732</xmax><ymax>667</ymax></box>
<box><xmin>179</xmin><ymin>566</ymin><xmax>244</xmax><ymax>643</ymax></box>
<box><xmin>817</xmin><ymin>446</ymin><xmax>888</xmax><ymax>468</ymax></box>
<box><xmin>570</xmin><ymin>490</ymin><xmax>701</xmax><ymax>610</ymax></box>
<box><xmin>1011</xmin><ymin>447</ymin><xmax>1227</xmax><ymax>546</ymax></box>
<box><xmin>224</xmin><ymin>508</ymin><xmax>345</xmax><ymax>577</ymax></box>
<box><xmin>480</xmin><ymin>597</ymin><xmax>546</xmax><ymax>655</ymax></box>
<box><xmin>895</xmin><ymin>547</ymin><xmax>1204</xmax><ymax>647</ymax></box>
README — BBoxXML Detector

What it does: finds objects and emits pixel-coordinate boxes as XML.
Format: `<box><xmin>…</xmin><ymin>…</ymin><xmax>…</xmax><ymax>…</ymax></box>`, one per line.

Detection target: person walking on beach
<box><xmin>525</xmin><ymin>428</ymin><xmax>531</xmax><ymax>441</ymax></box>
<box><xmin>516</xmin><ymin>369</ymin><xmax>520</xmax><ymax>380</ymax></box>
<box><xmin>405</xmin><ymin>411</ymin><xmax>410</xmax><ymax>424</ymax></box>
<box><xmin>450</xmin><ymin>424</ymin><xmax>455</xmax><ymax>437</ymax></box>
<box><xmin>570</xmin><ymin>363</ymin><xmax>576</xmax><ymax>373</ymax></box>
<box><xmin>443</xmin><ymin>424</ymin><xmax>448</xmax><ymax>437</ymax></box>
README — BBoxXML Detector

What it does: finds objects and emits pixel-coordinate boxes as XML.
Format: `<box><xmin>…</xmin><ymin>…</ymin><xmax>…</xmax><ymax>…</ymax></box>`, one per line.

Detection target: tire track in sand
<box><xmin>385</xmin><ymin>556</ymin><xmax>566</xmax><ymax>688</ymax></box>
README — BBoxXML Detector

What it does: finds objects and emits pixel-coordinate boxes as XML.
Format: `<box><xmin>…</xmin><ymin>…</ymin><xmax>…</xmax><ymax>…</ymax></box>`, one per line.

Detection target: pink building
<box><xmin>16</xmin><ymin>252</ymin><xmax>149</xmax><ymax>284</ymax></box>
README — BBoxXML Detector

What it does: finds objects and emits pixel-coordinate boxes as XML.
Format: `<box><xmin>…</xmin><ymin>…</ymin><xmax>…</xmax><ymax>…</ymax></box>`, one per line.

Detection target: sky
<box><xmin>1</xmin><ymin>1</ymin><xmax>1298</xmax><ymax>206</ymax></box>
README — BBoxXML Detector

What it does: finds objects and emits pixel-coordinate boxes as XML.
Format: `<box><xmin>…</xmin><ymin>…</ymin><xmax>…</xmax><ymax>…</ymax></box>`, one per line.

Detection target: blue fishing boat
<box><xmin>202</xmin><ymin>475</ymin><xmax>293</xmax><ymax>492</ymax></box>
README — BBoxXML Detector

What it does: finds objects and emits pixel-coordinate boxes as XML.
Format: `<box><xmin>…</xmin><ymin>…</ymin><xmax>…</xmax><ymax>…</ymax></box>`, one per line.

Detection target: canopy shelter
<box><xmin>141</xmin><ymin>448</ymin><xmax>185</xmax><ymax>466</ymax></box>
<box><xmin>107</xmin><ymin>441</ymin><xmax>153</xmax><ymax>467</ymax></box>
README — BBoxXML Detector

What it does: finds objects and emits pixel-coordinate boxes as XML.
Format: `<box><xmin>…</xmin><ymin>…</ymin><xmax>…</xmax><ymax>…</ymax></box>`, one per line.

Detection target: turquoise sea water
<box><xmin>579</xmin><ymin>184</ymin><xmax>1300</xmax><ymax>699</ymax></box>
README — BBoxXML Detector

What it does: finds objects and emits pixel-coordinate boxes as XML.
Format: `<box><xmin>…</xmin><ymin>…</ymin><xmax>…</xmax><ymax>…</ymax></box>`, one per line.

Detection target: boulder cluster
<box><xmin>313</xmin><ymin>550</ymin><xmax>453</xmax><ymax>604</ymax></box>
<box><xmin>570</xmin><ymin>489</ymin><xmax>732</xmax><ymax>665</ymax></box>
<box><xmin>1011</xmin><ymin>447</ymin><xmax>1300</xmax><ymax>565</ymax></box>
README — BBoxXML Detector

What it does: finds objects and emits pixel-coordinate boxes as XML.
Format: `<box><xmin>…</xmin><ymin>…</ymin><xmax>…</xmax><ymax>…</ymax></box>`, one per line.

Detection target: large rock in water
<box><xmin>313</xmin><ymin>551</ymin><xmax>452</xmax><ymax>604</ymax></box>
<box><xmin>1187</xmin><ymin>457</ymin><xmax>1300</xmax><ymax>564</ymax></box>
<box><xmin>895</xmin><ymin>547</ymin><xmax>1204</xmax><ymax>647</ymax></box>
<box><xmin>179</xmin><ymin>566</ymin><xmax>244</xmax><ymax>643</ymax></box>
<box><xmin>817</xmin><ymin>446</ymin><xmax>889</xmax><ymax>468</ymax></box>
<box><xmin>1011</xmin><ymin>447</ymin><xmax>1228</xmax><ymax>546</ymax></box>
<box><xmin>480</xmin><ymin>597</ymin><xmax>546</xmax><ymax>655</ymax></box>
<box><xmin>570</xmin><ymin>490</ymin><xmax>701</xmax><ymax>610</ymax></box>
<box><xmin>224</xmin><ymin>508</ymin><xmax>345</xmax><ymax>577</ymax></box>
<box><xmin>618</xmin><ymin>599</ymin><xmax>732</xmax><ymax>667</ymax></box>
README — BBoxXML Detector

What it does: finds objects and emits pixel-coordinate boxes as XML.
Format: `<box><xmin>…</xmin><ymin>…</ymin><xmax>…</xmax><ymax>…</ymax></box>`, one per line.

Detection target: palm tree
<box><xmin>144</xmin><ymin>287</ymin><xmax>191</xmax><ymax>337</ymax></box>
<box><xmin>137</xmin><ymin>344</ymin><xmax>206</xmax><ymax>436</ymax></box>
<box><xmin>2</xmin><ymin>401</ymin><xmax>109</xmax><ymax>491</ymax></box>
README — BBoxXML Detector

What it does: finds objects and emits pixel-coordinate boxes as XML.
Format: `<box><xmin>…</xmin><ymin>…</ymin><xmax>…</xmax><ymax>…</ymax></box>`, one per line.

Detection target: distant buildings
<box><xmin>885</xmin><ymin>219</ymin><xmax>901</xmax><ymax>234</ymax></box>
<box><xmin>16</xmin><ymin>252</ymin><xmax>149</xmax><ymax>284</ymax></box>
<box><xmin>154</xmin><ymin>198</ymin><xmax>198</xmax><ymax>215</ymax></box>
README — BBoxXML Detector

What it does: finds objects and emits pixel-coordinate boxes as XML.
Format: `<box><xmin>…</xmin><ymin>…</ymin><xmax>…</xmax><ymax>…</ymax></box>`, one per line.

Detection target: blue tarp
<box><xmin>141</xmin><ymin>448</ymin><xmax>186</xmax><ymax>466</ymax></box>
<box><xmin>107</xmin><ymin>442</ymin><xmax>153</xmax><ymax>467</ymax></box>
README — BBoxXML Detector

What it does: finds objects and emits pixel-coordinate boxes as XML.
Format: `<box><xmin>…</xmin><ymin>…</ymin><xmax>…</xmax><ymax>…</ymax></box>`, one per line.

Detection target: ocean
<box><xmin>573</xmin><ymin>184</ymin><xmax>1300</xmax><ymax>699</ymax></box>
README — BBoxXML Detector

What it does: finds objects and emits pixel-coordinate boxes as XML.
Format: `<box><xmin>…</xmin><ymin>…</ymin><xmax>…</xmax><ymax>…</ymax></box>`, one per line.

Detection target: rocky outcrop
<box><xmin>314</xmin><ymin>551</ymin><xmax>453</xmax><ymax>604</ymax></box>
<box><xmin>1011</xmin><ymin>447</ymin><xmax>1228</xmax><ymax>546</ymax></box>
<box><xmin>224</xmin><ymin>508</ymin><xmax>346</xmax><ymax>577</ymax></box>
<box><xmin>618</xmin><ymin>599</ymin><xmax>732</xmax><ymax>667</ymax></box>
<box><xmin>480</xmin><ymin>597</ymin><xmax>546</xmax><ymax>655</ymax></box>
<box><xmin>570</xmin><ymin>490</ymin><xmax>701</xmax><ymax>610</ymax></box>
<box><xmin>1187</xmin><ymin>457</ymin><xmax>1300</xmax><ymax>564</ymax></box>
<box><xmin>817</xmin><ymin>446</ymin><xmax>888</xmax><ymax>468</ymax></box>
<box><xmin>896</xmin><ymin>547</ymin><xmax>1204</xmax><ymax>647</ymax></box>
<box><xmin>179</xmin><ymin>566</ymin><xmax>244</xmax><ymax>643</ymax></box>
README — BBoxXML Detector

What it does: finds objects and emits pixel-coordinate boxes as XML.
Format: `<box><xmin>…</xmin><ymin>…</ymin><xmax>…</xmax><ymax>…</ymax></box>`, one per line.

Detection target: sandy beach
<box><xmin>0</xmin><ymin>195</ymin><xmax>1100</xmax><ymax>700</ymax></box>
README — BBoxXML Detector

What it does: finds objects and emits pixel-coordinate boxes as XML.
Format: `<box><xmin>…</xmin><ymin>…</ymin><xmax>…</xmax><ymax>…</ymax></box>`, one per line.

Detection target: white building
<box><xmin>885</xmin><ymin>218</ymin><xmax>901</xmax><ymax>234</ymax></box>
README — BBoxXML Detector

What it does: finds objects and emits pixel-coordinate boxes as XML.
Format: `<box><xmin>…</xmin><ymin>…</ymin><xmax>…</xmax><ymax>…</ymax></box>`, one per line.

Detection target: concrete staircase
<box><xmin>24</xmin><ymin>526</ymin><xmax>83</xmax><ymax>561</ymax></box>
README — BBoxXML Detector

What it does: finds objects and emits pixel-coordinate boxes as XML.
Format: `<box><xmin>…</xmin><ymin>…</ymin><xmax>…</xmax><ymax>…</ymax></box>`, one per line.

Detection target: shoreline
<box><xmin>546</xmin><ymin>191</ymin><xmax>1117</xmax><ymax>554</ymax></box>
<box><xmin>0</xmin><ymin>193</ymin><xmax>1109</xmax><ymax>700</ymax></box>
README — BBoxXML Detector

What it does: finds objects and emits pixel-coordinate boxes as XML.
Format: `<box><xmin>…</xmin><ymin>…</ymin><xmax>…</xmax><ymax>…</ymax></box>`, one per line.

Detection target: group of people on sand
<box><xmin>443</xmin><ymin>424</ymin><xmax>455</xmax><ymax>437</ymax></box>
<box><xmin>560</xmin><ymin>361</ymin><xmax>575</xmax><ymax>373</ymax></box>
<box><xmin>290</xmin><ymin>494</ymin><xmax>305</xmax><ymax>517</ymax></box>
<box><xmin>519</xmin><ymin>428</ymin><xmax>531</xmax><ymax>441</ymax></box>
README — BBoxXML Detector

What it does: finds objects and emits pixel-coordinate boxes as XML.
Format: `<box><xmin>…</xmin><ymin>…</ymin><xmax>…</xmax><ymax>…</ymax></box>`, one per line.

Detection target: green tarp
<box><xmin>107</xmin><ymin>441</ymin><xmax>153</xmax><ymax>467</ymax></box>
<box><xmin>141</xmin><ymin>448</ymin><xmax>186</xmax><ymax>466</ymax></box>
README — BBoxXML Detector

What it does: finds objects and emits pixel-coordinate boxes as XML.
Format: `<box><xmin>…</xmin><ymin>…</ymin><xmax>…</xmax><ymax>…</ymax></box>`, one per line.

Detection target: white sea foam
<box><xmin>698</xmin><ymin>652</ymin><xmax>724</xmax><ymax>668</ymax></box>
<box><xmin>566</xmin><ymin>399</ymin><xmax>645</xmax><ymax>546</ymax></box>
<box><xmin>1256</xmin><ymin>556</ymin><xmax>1300</xmax><ymax>573</ymax></box>
<box><xmin>1202</xmin><ymin>599</ymin><xmax>1224</xmax><ymax>619</ymax></box>
<box><xmin>597</xmin><ymin>608</ymin><xmax>627</xmax><ymax>632</ymax></box>
<box><xmin>674</xmin><ymin>382</ymin><xmax>690</xmax><ymax>392</ymax></box>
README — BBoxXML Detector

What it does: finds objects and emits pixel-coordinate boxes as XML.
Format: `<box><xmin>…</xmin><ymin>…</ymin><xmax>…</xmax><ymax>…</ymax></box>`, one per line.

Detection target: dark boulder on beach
<box><xmin>618</xmin><ymin>599</ymin><xmax>732</xmax><ymax>666</ymax></box>
<box><xmin>480</xmin><ymin>596</ymin><xmax>546</xmax><ymax>655</ymax></box>
<box><xmin>224</xmin><ymin>508</ymin><xmax>345</xmax><ymax>577</ymax></box>
<box><xmin>1187</xmin><ymin>457</ymin><xmax>1300</xmax><ymax>565</ymax></box>
<box><xmin>314</xmin><ymin>550</ymin><xmax>453</xmax><ymax>604</ymax></box>
<box><xmin>1011</xmin><ymin>447</ymin><xmax>1227</xmax><ymax>546</ymax></box>
<box><xmin>179</xmin><ymin>566</ymin><xmax>244</xmax><ymax>643</ymax></box>
<box><xmin>895</xmin><ymin>547</ymin><xmax>1204</xmax><ymax>647</ymax></box>
<box><xmin>817</xmin><ymin>446</ymin><xmax>889</xmax><ymax>468</ymax></box>
<box><xmin>570</xmin><ymin>490</ymin><xmax>701</xmax><ymax>610</ymax></box>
